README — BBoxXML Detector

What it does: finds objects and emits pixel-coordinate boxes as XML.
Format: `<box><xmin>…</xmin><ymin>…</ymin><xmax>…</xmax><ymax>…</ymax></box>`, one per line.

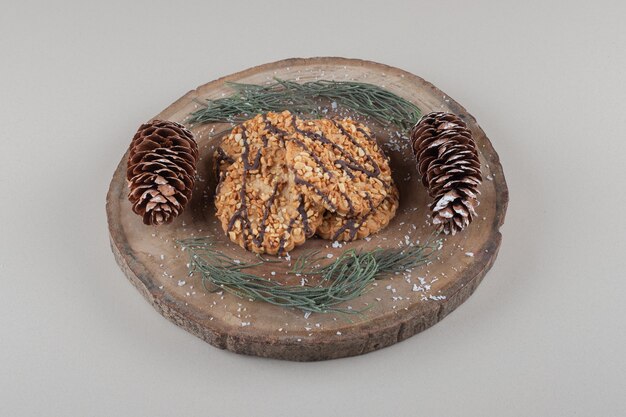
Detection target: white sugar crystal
<box><xmin>177</xmin><ymin>280</ymin><xmax>186</xmax><ymax>286</ymax></box>
<box><xmin>429</xmin><ymin>295</ymin><xmax>447</xmax><ymax>301</ymax></box>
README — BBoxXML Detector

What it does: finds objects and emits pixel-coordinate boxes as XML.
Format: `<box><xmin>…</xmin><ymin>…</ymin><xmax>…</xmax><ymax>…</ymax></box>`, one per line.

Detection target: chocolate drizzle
<box><xmin>215</xmin><ymin>147</ymin><xmax>235</xmax><ymax>180</ymax></box>
<box><xmin>246</xmin><ymin>137</ymin><xmax>266</xmax><ymax>172</ymax></box>
<box><xmin>356</xmin><ymin>126</ymin><xmax>375</xmax><ymax>141</ymax></box>
<box><xmin>294</xmin><ymin>176</ymin><xmax>336</xmax><ymax>211</ymax></box>
<box><xmin>296</xmin><ymin>194</ymin><xmax>313</xmax><ymax>237</ymax></box>
<box><xmin>278</xmin><ymin>195</ymin><xmax>308</xmax><ymax>253</ymax></box>
<box><xmin>330</xmin><ymin>120</ymin><xmax>382</xmax><ymax>178</ymax></box>
<box><xmin>330</xmin><ymin>194</ymin><xmax>376</xmax><ymax>241</ymax></box>
<box><xmin>252</xmin><ymin>181</ymin><xmax>280</xmax><ymax>247</ymax></box>
<box><xmin>277</xmin><ymin>218</ymin><xmax>297</xmax><ymax>254</ymax></box>
<box><xmin>264</xmin><ymin>118</ymin><xmax>288</xmax><ymax>143</ymax></box>
<box><xmin>226</xmin><ymin>128</ymin><xmax>253</xmax><ymax>250</ymax></box>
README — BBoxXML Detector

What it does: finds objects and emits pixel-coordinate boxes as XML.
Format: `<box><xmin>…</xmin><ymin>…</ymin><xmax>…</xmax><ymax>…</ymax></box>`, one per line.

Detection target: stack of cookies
<box><xmin>214</xmin><ymin>111</ymin><xmax>399</xmax><ymax>255</ymax></box>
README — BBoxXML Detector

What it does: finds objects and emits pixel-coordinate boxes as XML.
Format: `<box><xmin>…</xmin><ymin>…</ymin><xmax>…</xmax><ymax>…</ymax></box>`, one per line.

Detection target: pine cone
<box><xmin>126</xmin><ymin>120</ymin><xmax>198</xmax><ymax>225</ymax></box>
<box><xmin>410</xmin><ymin>112</ymin><xmax>482</xmax><ymax>235</ymax></box>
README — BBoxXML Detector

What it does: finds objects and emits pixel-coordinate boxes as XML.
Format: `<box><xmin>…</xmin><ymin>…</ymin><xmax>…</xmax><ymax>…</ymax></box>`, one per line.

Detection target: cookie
<box><xmin>316</xmin><ymin>183</ymin><xmax>399</xmax><ymax>242</ymax></box>
<box><xmin>286</xmin><ymin>117</ymin><xmax>393</xmax><ymax>217</ymax></box>
<box><xmin>214</xmin><ymin>112</ymin><xmax>324</xmax><ymax>255</ymax></box>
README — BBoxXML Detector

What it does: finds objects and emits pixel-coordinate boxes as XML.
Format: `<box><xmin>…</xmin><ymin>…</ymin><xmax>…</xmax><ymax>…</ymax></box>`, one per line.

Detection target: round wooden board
<box><xmin>106</xmin><ymin>57</ymin><xmax>508</xmax><ymax>361</ymax></box>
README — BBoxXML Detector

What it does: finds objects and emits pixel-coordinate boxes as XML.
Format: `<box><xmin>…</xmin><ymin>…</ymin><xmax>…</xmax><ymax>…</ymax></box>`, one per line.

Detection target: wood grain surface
<box><xmin>106</xmin><ymin>57</ymin><xmax>508</xmax><ymax>361</ymax></box>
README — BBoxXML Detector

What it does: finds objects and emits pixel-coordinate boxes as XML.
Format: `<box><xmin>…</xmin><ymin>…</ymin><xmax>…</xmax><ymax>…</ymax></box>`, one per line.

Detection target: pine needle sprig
<box><xmin>187</xmin><ymin>78</ymin><xmax>421</xmax><ymax>132</ymax></box>
<box><xmin>177</xmin><ymin>236</ymin><xmax>440</xmax><ymax>314</ymax></box>
<box><xmin>291</xmin><ymin>235</ymin><xmax>441</xmax><ymax>277</ymax></box>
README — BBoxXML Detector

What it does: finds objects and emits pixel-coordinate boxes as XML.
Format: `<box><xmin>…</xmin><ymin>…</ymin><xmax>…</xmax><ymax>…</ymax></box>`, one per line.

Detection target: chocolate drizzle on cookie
<box><xmin>294</xmin><ymin>176</ymin><xmax>336</xmax><ymax>211</ymax></box>
<box><xmin>329</xmin><ymin>194</ymin><xmax>375</xmax><ymax>241</ymax></box>
<box><xmin>277</xmin><ymin>195</ymin><xmax>311</xmax><ymax>254</ymax></box>
<box><xmin>297</xmin><ymin>195</ymin><xmax>313</xmax><ymax>237</ymax></box>
<box><xmin>215</xmin><ymin>147</ymin><xmax>235</xmax><ymax>180</ymax></box>
<box><xmin>331</xmin><ymin>120</ymin><xmax>383</xmax><ymax>179</ymax></box>
<box><xmin>252</xmin><ymin>181</ymin><xmax>280</xmax><ymax>247</ymax></box>
<box><xmin>225</xmin><ymin>127</ymin><xmax>253</xmax><ymax>250</ymax></box>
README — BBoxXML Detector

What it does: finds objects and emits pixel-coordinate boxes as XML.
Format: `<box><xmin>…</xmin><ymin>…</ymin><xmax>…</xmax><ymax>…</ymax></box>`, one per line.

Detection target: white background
<box><xmin>1</xmin><ymin>1</ymin><xmax>625</xmax><ymax>416</ymax></box>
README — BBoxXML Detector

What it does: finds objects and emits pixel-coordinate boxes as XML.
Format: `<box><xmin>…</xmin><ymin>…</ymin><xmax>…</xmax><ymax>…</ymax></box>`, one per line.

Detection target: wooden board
<box><xmin>106</xmin><ymin>57</ymin><xmax>508</xmax><ymax>361</ymax></box>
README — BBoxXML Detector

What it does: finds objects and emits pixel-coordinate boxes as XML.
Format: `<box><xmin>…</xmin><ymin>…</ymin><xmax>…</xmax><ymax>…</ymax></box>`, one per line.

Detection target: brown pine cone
<box><xmin>126</xmin><ymin>120</ymin><xmax>198</xmax><ymax>225</ymax></box>
<box><xmin>410</xmin><ymin>112</ymin><xmax>482</xmax><ymax>235</ymax></box>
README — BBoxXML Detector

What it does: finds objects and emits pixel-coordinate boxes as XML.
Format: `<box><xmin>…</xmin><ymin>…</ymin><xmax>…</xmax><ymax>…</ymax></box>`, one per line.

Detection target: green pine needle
<box><xmin>177</xmin><ymin>236</ymin><xmax>440</xmax><ymax>314</ymax></box>
<box><xmin>187</xmin><ymin>78</ymin><xmax>421</xmax><ymax>132</ymax></box>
